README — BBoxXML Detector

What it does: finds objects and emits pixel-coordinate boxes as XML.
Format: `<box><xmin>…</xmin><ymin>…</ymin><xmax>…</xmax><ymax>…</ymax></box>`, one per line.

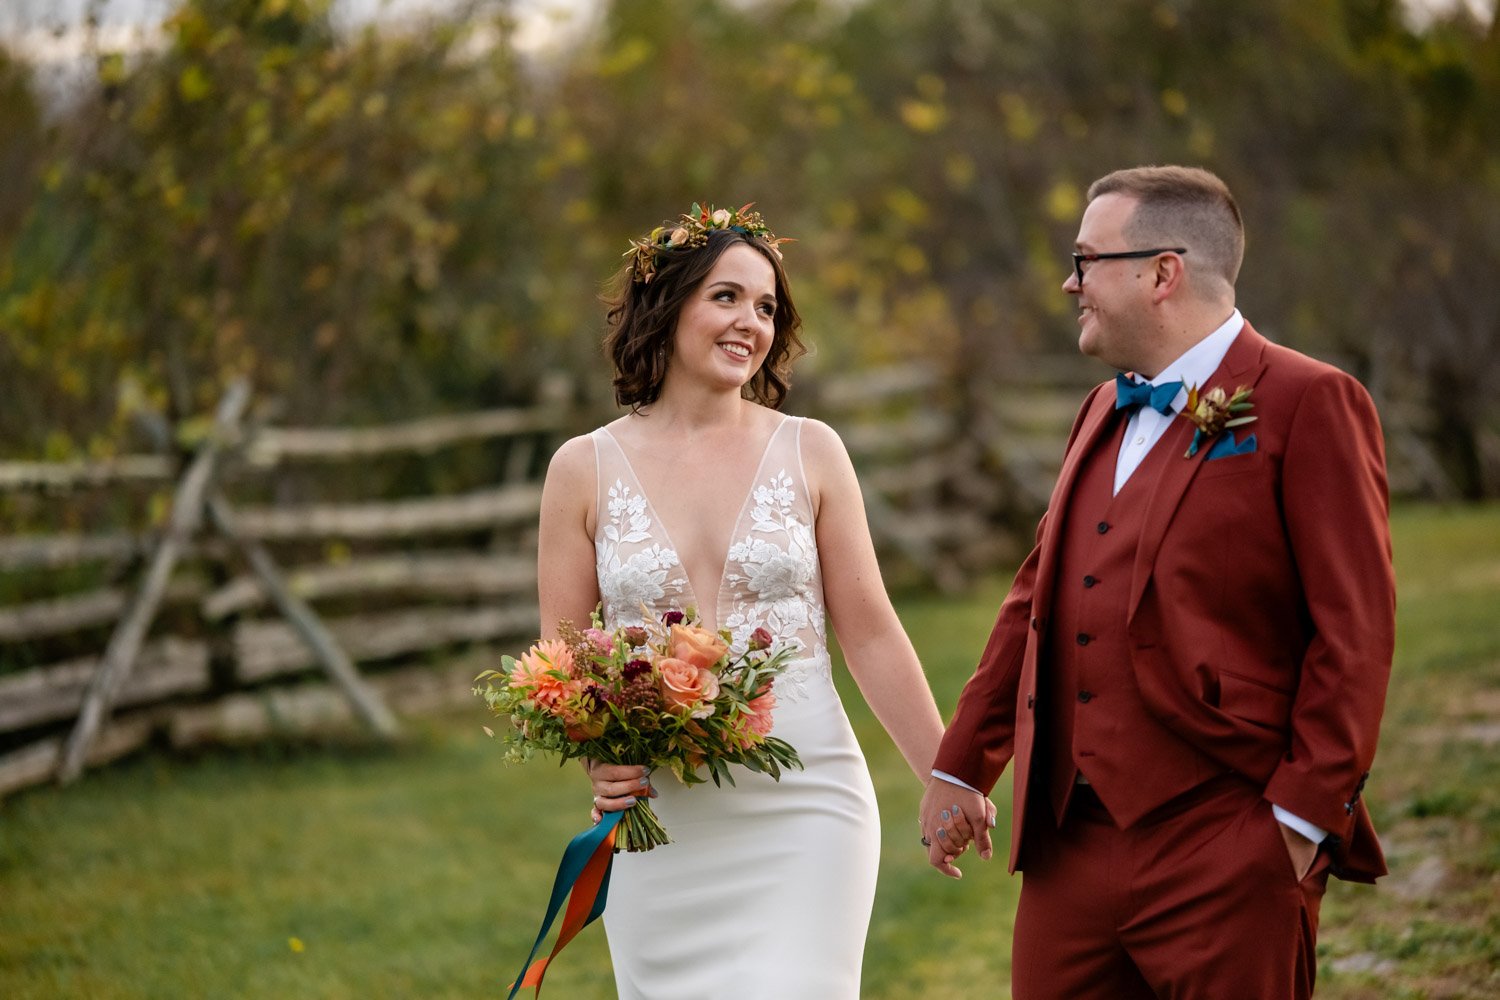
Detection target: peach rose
<box><xmin>694</xmin><ymin>670</ymin><xmax>721</xmax><ymax>711</ymax></box>
<box><xmin>670</xmin><ymin>624</ymin><xmax>728</xmax><ymax>669</ymax></box>
<box><xmin>658</xmin><ymin>656</ymin><xmax>720</xmax><ymax>718</ymax></box>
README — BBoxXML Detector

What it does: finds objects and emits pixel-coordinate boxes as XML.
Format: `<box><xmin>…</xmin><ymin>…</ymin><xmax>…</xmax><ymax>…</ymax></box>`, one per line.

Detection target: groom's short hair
<box><xmin>1087</xmin><ymin>166</ymin><xmax>1244</xmax><ymax>297</ymax></box>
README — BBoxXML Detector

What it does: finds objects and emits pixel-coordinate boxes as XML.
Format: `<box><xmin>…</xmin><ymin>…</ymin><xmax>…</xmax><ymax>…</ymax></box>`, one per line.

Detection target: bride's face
<box><xmin>667</xmin><ymin>243</ymin><xmax>778</xmax><ymax>394</ymax></box>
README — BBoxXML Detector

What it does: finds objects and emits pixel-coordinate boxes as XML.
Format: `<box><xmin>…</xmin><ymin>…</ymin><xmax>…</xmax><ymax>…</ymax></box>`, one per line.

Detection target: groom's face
<box><xmin>1065</xmin><ymin>193</ymin><xmax>1151</xmax><ymax>371</ymax></box>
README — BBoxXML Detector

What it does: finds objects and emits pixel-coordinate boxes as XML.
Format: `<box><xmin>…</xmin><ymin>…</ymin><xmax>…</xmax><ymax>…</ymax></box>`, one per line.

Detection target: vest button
<box><xmin>1097</xmin><ymin>521</ymin><xmax>1110</xmax><ymax>534</ymax></box>
<box><xmin>1076</xmin><ymin>632</ymin><xmax>1091</xmax><ymax>646</ymax></box>
<box><xmin>1026</xmin><ymin>694</ymin><xmax>1035</xmax><ymax>709</ymax></box>
<box><xmin>1083</xmin><ymin>575</ymin><xmax>1097</xmax><ymax>588</ymax></box>
<box><xmin>1030</xmin><ymin>617</ymin><xmax>1040</xmax><ymax>630</ymax></box>
<box><xmin>1077</xmin><ymin>690</ymin><xmax>1094</xmax><ymax>703</ymax></box>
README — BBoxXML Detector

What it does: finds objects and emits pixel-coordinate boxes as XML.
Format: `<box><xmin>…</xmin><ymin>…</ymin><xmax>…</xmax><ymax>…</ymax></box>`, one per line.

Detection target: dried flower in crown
<box><xmin>624</xmin><ymin>201</ymin><xmax>794</xmax><ymax>284</ymax></box>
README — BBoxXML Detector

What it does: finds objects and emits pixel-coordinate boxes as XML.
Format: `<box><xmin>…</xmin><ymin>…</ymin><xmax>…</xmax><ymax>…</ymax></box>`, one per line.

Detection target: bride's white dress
<box><xmin>591</xmin><ymin>416</ymin><xmax>880</xmax><ymax>1000</ymax></box>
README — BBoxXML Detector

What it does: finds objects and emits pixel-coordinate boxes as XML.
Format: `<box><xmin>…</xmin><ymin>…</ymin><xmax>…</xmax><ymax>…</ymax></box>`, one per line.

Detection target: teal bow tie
<box><xmin>1115</xmin><ymin>373</ymin><xmax>1182</xmax><ymax>415</ymax></box>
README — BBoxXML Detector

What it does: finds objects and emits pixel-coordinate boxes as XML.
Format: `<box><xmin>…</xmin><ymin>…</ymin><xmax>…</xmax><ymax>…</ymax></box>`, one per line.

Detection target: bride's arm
<box><xmin>537</xmin><ymin>434</ymin><xmax>603</xmax><ymax>638</ymax></box>
<box><xmin>801</xmin><ymin>419</ymin><xmax>945</xmax><ymax>781</ymax></box>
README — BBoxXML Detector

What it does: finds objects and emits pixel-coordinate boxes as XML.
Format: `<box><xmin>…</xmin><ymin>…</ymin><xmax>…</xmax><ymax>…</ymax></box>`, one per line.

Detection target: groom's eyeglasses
<box><xmin>1072</xmin><ymin>248</ymin><xmax>1188</xmax><ymax>287</ymax></box>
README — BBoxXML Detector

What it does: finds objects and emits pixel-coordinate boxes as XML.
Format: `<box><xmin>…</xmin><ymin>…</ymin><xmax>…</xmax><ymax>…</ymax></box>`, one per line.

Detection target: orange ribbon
<box><xmin>507</xmin><ymin>811</ymin><xmax>620</xmax><ymax>998</ymax></box>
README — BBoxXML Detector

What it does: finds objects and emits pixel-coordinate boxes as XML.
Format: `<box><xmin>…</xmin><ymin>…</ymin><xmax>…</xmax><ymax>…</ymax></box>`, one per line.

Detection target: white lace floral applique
<box><xmin>722</xmin><ymin>469</ymin><xmax>829</xmax><ymax>702</ymax></box>
<box><xmin>596</xmin><ymin>480</ymin><xmax>686</xmax><ymax>627</ymax></box>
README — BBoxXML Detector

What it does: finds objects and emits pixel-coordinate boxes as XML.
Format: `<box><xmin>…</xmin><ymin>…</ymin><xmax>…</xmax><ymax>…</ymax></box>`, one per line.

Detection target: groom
<box><xmin>919</xmin><ymin>166</ymin><xmax>1395</xmax><ymax>999</ymax></box>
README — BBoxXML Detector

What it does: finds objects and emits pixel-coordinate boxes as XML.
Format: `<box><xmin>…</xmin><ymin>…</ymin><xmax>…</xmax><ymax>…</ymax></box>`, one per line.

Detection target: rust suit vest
<box><xmin>1043</xmin><ymin>415</ymin><xmax>1226</xmax><ymax>828</ymax></box>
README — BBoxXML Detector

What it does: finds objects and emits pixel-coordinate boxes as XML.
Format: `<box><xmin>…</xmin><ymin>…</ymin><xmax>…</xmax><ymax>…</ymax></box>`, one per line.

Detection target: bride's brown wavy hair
<box><xmin>603</xmin><ymin>228</ymin><xmax>805</xmax><ymax>411</ymax></box>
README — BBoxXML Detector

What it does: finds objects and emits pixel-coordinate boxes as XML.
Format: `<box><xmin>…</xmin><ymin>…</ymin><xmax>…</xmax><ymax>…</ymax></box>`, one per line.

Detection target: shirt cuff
<box><xmin>1271</xmin><ymin>804</ymin><xmax>1327</xmax><ymax>845</ymax></box>
<box><xmin>931</xmin><ymin>770</ymin><xmax>983</xmax><ymax>794</ymax></box>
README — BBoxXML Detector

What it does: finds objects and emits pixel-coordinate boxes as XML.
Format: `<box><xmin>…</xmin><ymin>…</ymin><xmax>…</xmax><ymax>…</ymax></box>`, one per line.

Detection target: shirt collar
<box><xmin>1145</xmin><ymin>308</ymin><xmax>1243</xmax><ymax>413</ymax></box>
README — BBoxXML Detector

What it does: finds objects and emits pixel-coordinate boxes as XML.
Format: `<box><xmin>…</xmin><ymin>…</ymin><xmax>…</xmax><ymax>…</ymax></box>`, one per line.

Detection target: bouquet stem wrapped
<box><xmin>599</xmin><ymin>774</ymin><xmax>671</xmax><ymax>852</ymax></box>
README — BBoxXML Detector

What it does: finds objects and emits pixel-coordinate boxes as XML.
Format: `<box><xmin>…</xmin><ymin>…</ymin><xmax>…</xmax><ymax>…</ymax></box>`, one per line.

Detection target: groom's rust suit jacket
<box><xmin>933</xmin><ymin>323</ymin><xmax>1395</xmax><ymax>883</ymax></box>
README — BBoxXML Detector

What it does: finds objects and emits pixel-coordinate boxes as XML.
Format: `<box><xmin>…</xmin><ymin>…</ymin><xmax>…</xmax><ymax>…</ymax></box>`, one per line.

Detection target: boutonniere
<box><xmin>1181</xmin><ymin>384</ymin><xmax>1256</xmax><ymax>457</ymax></box>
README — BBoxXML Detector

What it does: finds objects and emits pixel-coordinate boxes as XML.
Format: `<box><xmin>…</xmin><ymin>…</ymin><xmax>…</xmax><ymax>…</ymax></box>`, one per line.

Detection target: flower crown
<box><xmin>624</xmin><ymin>202</ymin><xmax>793</xmax><ymax>285</ymax></box>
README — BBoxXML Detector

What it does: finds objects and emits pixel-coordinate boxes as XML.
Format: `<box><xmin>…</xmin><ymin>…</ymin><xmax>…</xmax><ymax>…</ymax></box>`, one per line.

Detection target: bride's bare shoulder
<box><xmin>790</xmin><ymin>418</ymin><xmax>858</xmax><ymax>521</ymax></box>
<box><xmin>598</xmin><ymin>412</ymin><xmax>649</xmax><ymax>448</ymax></box>
<box><xmin>794</xmin><ymin>417</ymin><xmax>853</xmax><ymax>464</ymax></box>
<box><xmin>544</xmin><ymin>433</ymin><xmax>598</xmax><ymax>490</ymax></box>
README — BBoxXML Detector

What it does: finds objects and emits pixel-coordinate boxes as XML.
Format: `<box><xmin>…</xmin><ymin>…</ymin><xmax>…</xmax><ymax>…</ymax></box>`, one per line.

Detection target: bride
<box><xmin>536</xmin><ymin>203</ymin><xmax>947</xmax><ymax>998</ymax></box>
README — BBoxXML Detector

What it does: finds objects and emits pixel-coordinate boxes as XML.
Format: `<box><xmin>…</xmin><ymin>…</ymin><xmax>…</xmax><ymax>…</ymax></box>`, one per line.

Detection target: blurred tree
<box><xmin>0</xmin><ymin>0</ymin><xmax>547</xmax><ymax>456</ymax></box>
<box><xmin>0</xmin><ymin>47</ymin><xmax>40</xmax><ymax>247</ymax></box>
<box><xmin>0</xmin><ymin>0</ymin><xmax>1494</xmax><ymax>492</ymax></box>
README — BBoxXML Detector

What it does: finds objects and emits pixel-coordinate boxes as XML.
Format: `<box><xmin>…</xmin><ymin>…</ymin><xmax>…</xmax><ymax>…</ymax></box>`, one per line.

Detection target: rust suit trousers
<box><xmin>1011</xmin><ymin>775</ymin><xmax>1331</xmax><ymax>1000</ymax></box>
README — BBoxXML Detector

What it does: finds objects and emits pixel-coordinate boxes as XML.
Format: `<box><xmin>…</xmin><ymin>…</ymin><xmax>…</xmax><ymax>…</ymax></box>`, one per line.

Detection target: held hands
<box><xmin>919</xmin><ymin>776</ymin><xmax>998</xmax><ymax>879</ymax></box>
<box><xmin>583</xmin><ymin>759</ymin><xmax>656</xmax><ymax>824</ymax></box>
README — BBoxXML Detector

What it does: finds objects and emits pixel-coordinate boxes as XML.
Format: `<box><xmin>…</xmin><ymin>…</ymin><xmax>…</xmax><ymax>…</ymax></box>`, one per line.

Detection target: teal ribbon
<box><xmin>506</xmin><ymin>810</ymin><xmax>622</xmax><ymax>1000</ymax></box>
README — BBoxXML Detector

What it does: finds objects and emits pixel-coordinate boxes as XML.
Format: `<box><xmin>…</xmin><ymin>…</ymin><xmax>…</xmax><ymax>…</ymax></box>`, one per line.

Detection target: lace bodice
<box><xmin>592</xmin><ymin>417</ymin><xmax>831</xmax><ymax>701</ymax></box>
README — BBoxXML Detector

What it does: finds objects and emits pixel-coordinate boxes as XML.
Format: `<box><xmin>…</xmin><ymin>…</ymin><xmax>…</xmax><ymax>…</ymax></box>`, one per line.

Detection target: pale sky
<box><xmin>0</xmin><ymin>0</ymin><xmax>575</xmax><ymax>30</ymax></box>
<box><xmin>0</xmin><ymin>0</ymin><xmax>1492</xmax><ymax>62</ymax></box>
<box><xmin>0</xmin><ymin>0</ymin><xmax>599</xmax><ymax>59</ymax></box>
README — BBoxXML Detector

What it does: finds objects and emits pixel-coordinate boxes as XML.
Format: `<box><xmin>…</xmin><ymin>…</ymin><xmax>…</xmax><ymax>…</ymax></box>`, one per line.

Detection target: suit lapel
<box><xmin>1034</xmin><ymin>384</ymin><xmax>1121</xmax><ymax>614</ymax></box>
<box><xmin>1128</xmin><ymin>322</ymin><xmax>1270</xmax><ymax>621</ymax></box>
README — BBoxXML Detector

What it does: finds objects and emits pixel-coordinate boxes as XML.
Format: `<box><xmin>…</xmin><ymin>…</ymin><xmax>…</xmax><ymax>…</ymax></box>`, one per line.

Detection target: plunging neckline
<box><xmin>600</xmin><ymin>416</ymin><xmax>791</xmax><ymax>631</ymax></box>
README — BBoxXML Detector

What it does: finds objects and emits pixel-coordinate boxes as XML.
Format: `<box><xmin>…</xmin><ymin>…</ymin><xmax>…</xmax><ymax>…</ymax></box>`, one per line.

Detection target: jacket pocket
<box><xmin>1218</xmin><ymin>670</ymin><xmax>1291</xmax><ymax>732</ymax></box>
<box><xmin>1194</xmin><ymin>449</ymin><xmax>1267</xmax><ymax>481</ymax></box>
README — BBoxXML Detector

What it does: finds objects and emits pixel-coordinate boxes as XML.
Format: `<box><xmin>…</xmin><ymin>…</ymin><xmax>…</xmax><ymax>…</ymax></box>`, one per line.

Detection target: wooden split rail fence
<box><xmin>3</xmin><ymin>351</ymin><xmax>1442</xmax><ymax>800</ymax></box>
<box><xmin>2</xmin><ymin>362</ymin><xmax>1070</xmax><ymax>798</ymax></box>
<box><xmin>0</xmin><ymin>378</ymin><xmax>572</xmax><ymax>797</ymax></box>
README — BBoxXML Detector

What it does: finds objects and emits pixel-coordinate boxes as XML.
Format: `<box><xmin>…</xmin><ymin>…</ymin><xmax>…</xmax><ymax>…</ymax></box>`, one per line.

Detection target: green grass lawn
<box><xmin>1</xmin><ymin>503</ymin><xmax>1497</xmax><ymax>998</ymax></box>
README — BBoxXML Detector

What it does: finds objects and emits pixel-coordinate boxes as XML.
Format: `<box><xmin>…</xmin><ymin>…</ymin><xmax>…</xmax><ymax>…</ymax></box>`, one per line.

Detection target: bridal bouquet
<box><xmin>475</xmin><ymin>608</ymin><xmax>803</xmax><ymax>852</ymax></box>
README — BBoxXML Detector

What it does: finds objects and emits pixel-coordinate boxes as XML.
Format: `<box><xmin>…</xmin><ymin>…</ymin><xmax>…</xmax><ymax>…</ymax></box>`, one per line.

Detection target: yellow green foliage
<box><xmin>0</xmin><ymin>0</ymin><xmax>1496</xmax><ymax>496</ymax></box>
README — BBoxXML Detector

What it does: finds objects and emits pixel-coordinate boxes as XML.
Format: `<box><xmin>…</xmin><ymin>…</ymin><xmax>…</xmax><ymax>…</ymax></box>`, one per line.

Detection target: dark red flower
<box><xmin>581</xmin><ymin>683</ymin><xmax>612</xmax><ymax>711</ymax></box>
<box><xmin>748</xmin><ymin>627</ymin><xmax>773</xmax><ymax>651</ymax></box>
<box><xmin>662</xmin><ymin>610</ymin><xmax>685</xmax><ymax>626</ymax></box>
<box><xmin>623</xmin><ymin>659</ymin><xmax>652</xmax><ymax>681</ymax></box>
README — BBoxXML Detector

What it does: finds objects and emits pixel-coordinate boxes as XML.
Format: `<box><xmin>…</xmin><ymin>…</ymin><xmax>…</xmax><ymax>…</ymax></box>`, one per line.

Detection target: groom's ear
<box><xmin>1149</xmin><ymin>252</ymin><xmax>1187</xmax><ymax>304</ymax></box>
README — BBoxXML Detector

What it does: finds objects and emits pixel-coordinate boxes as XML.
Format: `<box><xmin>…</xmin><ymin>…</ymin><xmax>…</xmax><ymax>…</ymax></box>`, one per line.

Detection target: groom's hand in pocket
<box><xmin>920</xmin><ymin>777</ymin><xmax>996</xmax><ymax>878</ymax></box>
<box><xmin>1278</xmin><ymin>820</ymin><xmax>1319</xmax><ymax>881</ymax></box>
